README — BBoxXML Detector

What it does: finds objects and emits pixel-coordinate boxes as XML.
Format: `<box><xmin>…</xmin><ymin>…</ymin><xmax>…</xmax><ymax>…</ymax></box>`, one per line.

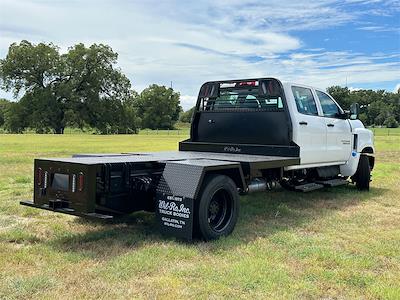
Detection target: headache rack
<box><xmin>185</xmin><ymin>77</ymin><xmax>299</xmax><ymax>156</ymax></box>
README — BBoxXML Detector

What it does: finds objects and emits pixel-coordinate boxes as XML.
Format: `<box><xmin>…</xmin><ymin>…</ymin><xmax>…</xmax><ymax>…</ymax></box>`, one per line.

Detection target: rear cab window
<box><xmin>200</xmin><ymin>79</ymin><xmax>284</xmax><ymax>112</ymax></box>
<box><xmin>291</xmin><ymin>86</ymin><xmax>319</xmax><ymax>116</ymax></box>
<box><xmin>316</xmin><ymin>90</ymin><xmax>343</xmax><ymax>118</ymax></box>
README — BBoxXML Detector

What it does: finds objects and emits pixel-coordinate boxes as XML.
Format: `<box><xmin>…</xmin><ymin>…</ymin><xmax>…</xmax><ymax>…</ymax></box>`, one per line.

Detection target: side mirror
<box><xmin>349</xmin><ymin>103</ymin><xmax>360</xmax><ymax>120</ymax></box>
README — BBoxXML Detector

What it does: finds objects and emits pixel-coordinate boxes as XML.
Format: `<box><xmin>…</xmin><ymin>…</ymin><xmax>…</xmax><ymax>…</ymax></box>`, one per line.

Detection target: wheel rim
<box><xmin>207</xmin><ymin>188</ymin><xmax>233</xmax><ymax>232</ymax></box>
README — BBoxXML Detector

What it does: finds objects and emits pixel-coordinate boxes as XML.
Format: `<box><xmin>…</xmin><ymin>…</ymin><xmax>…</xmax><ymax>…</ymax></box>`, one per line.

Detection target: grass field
<box><xmin>0</xmin><ymin>132</ymin><xmax>399</xmax><ymax>299</ymax></box>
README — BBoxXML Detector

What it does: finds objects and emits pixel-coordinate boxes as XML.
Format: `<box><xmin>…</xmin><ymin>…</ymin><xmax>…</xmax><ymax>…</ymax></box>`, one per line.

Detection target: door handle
<box><xmin>327</xmin><ymin>123</ymin><xmax>334</xmax><ymax>127</ymax></box>
<box><xmin>299</xmin><ymin>121</ymin><xmax>308</xmax><ymax>125</ymax></box>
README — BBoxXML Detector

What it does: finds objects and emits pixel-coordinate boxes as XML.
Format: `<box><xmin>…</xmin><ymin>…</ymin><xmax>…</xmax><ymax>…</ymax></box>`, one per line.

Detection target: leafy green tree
<box><xmin>0</xmin><ymin>41</ymin><xmax>137</xmax><ymax>134</ymax></box>
<box><xmin>327</xmin><ymin>85</ymin><xmax>400</xmax><ymax>127</ymax></box>
<box><xmin>327</xmin><ymin>86</ymin><xmax>351</xmax><ymax>109</ymax></box>
<box><xmin>136</xmin><ymin>84</ymin><xmax>181</xmax><ymax>129</ymax></box>
<box><xmin>4</xmin><ymin>101</ymin><xmax>28</xmax><ymax>133</ymax></box>
<box><xmin>0</xmin><ymin>98</ymin><xmax>11</xmax><ymax>127</ymax></box>
<box><xmin>0</xmin><ymin>41</ymin><xmax>61</xmax><ymax>132</ymax></box>
<box><xmin>180</xmin><ymin>106</ymin><xmax>195</xmax><ymax>123</ymax></box>
<box><xmin>62</xmin><ymin>43</ymin><xmax>135</xmax><ymax>133</ymax></box>
<box><xmin>0</xmin><ymin>40</ymin><xmax>61</xmax><ymax>97</ymax></box>
<box><xmin>384</xmin><ymin>115</ymin><xmax>399</xmax><ymax>128</ymax></box>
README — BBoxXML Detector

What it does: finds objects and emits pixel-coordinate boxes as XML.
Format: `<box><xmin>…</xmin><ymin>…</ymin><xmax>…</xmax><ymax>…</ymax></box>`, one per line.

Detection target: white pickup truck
<box><xmin>22</xmin><ymin>78</ymin><xmax>375</xmax><ymax>240</ymax></box>
<box><xmin>278</xmin><ymin>81</ymin><xmax>375</xmax><ymax>191</ymax></box>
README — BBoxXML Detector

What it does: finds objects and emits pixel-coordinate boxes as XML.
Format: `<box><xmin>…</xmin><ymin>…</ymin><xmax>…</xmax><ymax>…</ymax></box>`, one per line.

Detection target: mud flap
<box><xmin>155</xmin><ymin>159</ymin><xmax>243</xmax><ymax>239</ymax></box>
<box><xmin>156</xmin><ymin>193</ymin><xmax>194</xmax><ymax>239</ymax></box>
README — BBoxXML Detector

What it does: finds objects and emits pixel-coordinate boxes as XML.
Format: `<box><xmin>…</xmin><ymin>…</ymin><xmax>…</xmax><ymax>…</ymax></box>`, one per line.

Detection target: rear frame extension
<box><xmin>20</xmin><ymin>200</ymin><xmax>113</xmax><ymax>220</ymax></box>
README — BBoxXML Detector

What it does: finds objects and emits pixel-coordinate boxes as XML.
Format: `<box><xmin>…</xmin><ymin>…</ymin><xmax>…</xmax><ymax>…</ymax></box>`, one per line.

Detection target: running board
<box><xmin>316</xmin><ymin>179</ymin><xmax>349</xmax><ymax>187</ymax></box>
<box><xmin>294</xmin><ymin>183</ymin><xmax>324</xmax><ymax>192</ymax></box>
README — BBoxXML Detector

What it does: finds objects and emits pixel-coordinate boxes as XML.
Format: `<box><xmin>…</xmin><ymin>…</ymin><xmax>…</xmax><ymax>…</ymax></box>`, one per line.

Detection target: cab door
<box><xmin>290</xmin><ymin>85</ymin><xmax>327</xmax><ymax>165</ymax></box>
<box><xmin>315</xmin><ymin>90</ymin><xmax>352</xmax><ymax>163</ymax></box>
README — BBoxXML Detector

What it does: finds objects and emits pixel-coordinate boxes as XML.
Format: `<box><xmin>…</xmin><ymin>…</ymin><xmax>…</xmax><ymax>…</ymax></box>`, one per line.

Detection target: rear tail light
<box><xmin>237</xmin><ymin>81</ymin><xmax>258</xmax><ymax>87</ymax></box>
<box><xmin>72</xmin><ymin>174</ymin><xmax>77</xmax><ymax>192</ymax></box>
<box><xmin>37</xmin><ymin>168</ymin><xmax>43</xmax><ymax>186</ymax></box>
<box><xmin>78</xmin><ymin>172</ymin><xmax>84</xmax><ymax>192</ymax></box>
<box><xmin>44</xmin><ymin>171</ymin><xmax>48</xmax><ymax>188</ymax></box>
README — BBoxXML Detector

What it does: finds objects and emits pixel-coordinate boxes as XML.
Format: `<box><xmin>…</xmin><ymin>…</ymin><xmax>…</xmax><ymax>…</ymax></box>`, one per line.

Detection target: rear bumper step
<box><xmin>20</xmin><ymin>200</ymin><xmax>113</xmax><ymax>220</ymax></box>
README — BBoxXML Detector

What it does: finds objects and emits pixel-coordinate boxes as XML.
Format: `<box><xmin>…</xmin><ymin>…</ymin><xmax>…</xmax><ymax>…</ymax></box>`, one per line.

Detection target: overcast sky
<box><xmin>0</xmin><ymin>0</ymin><xmax>399</xmax><ymax>110</ymax></box>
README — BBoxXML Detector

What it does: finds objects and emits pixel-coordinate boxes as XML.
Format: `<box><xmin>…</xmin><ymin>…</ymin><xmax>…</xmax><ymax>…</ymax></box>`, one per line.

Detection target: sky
<box><xmin>0</xmin><ymin>0</ymin><xmax>399</xmax><ymax>110</ymax></box>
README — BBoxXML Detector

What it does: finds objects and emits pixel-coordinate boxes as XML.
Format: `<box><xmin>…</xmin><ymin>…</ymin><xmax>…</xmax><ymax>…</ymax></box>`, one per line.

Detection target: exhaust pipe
<box><xmin>247</xmin><ymin>178</ymin><xmax>277</xmax><ymax>193</ymax></box>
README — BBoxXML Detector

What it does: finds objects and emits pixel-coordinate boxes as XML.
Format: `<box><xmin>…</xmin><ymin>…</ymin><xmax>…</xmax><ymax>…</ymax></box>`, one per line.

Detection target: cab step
<box><xmin>316</xmin><ymin>178</ymin><xmax>348</xmax><ymax>187</ymax></box>
<box><xmin>294</xmin><ymin>183</ymin><xmax>324</xmax><ymax>192</ymax></box>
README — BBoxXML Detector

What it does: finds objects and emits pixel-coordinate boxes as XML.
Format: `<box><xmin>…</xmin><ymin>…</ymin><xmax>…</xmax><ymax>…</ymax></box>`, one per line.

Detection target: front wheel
<box><xmin>195</xmin><ymin>175</ymin><xmax>239</xmax><ymax>240</ymax></box>
<box><xmin>354</xmin><ymin>155</ymin><xmax>371</xmax><ymax>190</ymax></box>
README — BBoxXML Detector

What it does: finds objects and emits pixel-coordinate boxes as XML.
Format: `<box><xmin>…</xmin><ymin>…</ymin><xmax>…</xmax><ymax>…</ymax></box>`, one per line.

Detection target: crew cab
<box><xmin>21</xmin><ymin>78</ymin><xmax>375</xmax><ymax>240</ymax></box>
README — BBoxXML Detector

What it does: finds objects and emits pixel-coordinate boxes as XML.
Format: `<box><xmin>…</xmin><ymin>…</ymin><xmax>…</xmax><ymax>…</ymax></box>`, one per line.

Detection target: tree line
<box><xmin>1</xmin><ymin>41</ymin><xmax>399</xmax><ymax>133</ymax></box>
<box><xmin>327</xmin><ymin>86</ymin><xmax>400</xmax><ymax>128</ymax></box>
<box><xmin>0</xmin><ymin>41</ymin><xmax>181</xmax><ymax>134</ymax></box>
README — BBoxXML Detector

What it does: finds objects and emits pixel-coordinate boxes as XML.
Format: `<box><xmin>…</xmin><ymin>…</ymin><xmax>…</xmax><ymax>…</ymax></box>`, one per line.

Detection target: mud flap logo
<box><xmin>156</xmin><ymin>193</ymin><xmax>194</xmax><ymax>239</ymax></box>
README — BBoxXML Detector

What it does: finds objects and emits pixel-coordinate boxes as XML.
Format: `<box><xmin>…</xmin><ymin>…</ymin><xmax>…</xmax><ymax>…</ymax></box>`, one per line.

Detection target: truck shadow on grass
<box><xmin>49</xmin><ymin>185</ymin><xmax>389</xmax><ymax>259</ymax></box>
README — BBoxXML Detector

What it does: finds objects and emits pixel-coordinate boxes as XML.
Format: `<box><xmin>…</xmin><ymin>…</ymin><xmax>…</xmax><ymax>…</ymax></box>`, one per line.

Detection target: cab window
<box><xmin>202</xmin><ymin>80</ymin><xmax>284</xmax><ymax>111</ymax></box>
<box><xmin>291</xmin><ymin>86</ymin><xmax>318</xmax><ymax>116</ymax></box>
<box><xmin>317</xmin><ymin>90</ymin><xmax>342</xmax><ymax>118</ymax></box>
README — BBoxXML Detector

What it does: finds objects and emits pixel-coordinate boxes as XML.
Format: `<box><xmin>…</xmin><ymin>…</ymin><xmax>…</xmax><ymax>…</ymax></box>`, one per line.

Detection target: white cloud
<box><xmin>180</xmin><ymin>95</ymin><xmax>197</xmax><ymax>111</ymax></box>
<box><xmin>358</xmin><ymin>26</ymin><xmax>399</xmax><ymax>32</ymax></box>
<box><xmin>349</xmin><ymin>87</ymin><xmax>362</xmax><ymax>91</ymax></box>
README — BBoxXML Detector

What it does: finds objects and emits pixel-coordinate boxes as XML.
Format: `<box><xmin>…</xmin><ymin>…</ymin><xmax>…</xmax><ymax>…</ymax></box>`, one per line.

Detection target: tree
<box><xmin>62</xmin><ymin>43</ymin><xmax>136</xmax><ymax>133</ymax></box>
<box><xmin>180</xmin><ymin>106</ymin><xmax>195</xmax><ymax>123</ymax></box>
<box><xmin>327</xmin><ymin>86</ymin><xmax>351</xmax><ymax>109</ymax></box>
<box><xmin>384</xmin><ymin>115</ymin><xmax>399</xmax><ymax>128</ymax></box>
<box><xmin>0</xmin><ymin>98</ymin><xmax>11</xmax><ymax>127</ymax></box>
<box><xmin>0</xmin><ymin>41</ymin><xmax>61</xmax><ymax>132</ymax></box>
<box><xmin>4</xmin><ymin>101</ymin><xmax>28</xmax><ymax>133</ymax></box>
<box><xmin>327</xmin><ymin>85</ymin><xmax>400</xmax><ymax>127</ymax></box>
<box><xmin>136</xmin><ymin>84</ymin><xmax>181</xmax><ymax>129</ymax></box>
<box><xmin>0</xmin><ymin>41</ymin><xmax>138</xmax><ymax>134</ymax></box>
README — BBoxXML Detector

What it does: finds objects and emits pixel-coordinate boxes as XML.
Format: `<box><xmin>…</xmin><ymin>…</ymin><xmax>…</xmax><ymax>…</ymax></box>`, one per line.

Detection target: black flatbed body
<box><xmin>25</xmin><ymin>150</ymin><xmax>299</xmax><ymax>239</ymax></box>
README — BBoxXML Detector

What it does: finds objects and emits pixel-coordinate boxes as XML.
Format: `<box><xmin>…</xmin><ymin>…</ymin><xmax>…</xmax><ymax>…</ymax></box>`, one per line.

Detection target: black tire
<box><xmin>355</xmin><ymin>155</ymin><xmax>371</xmax><ymax>190</ymax></box>
<box><xmin>195</xmin><ymin>175</ymin><xmax>239</xmax><ymax>241</ymax></box>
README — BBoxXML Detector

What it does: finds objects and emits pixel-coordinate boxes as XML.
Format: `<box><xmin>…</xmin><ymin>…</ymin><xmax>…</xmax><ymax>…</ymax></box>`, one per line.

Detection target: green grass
<box><xmin>368</xmin><ymin>127</ymin><xmax>400</xmax><ymax>136</ymax></box>
<box><xmin>0</xmin><ymin>132</ymin><xmax>399</xmax><ymax>299</ymax></box>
